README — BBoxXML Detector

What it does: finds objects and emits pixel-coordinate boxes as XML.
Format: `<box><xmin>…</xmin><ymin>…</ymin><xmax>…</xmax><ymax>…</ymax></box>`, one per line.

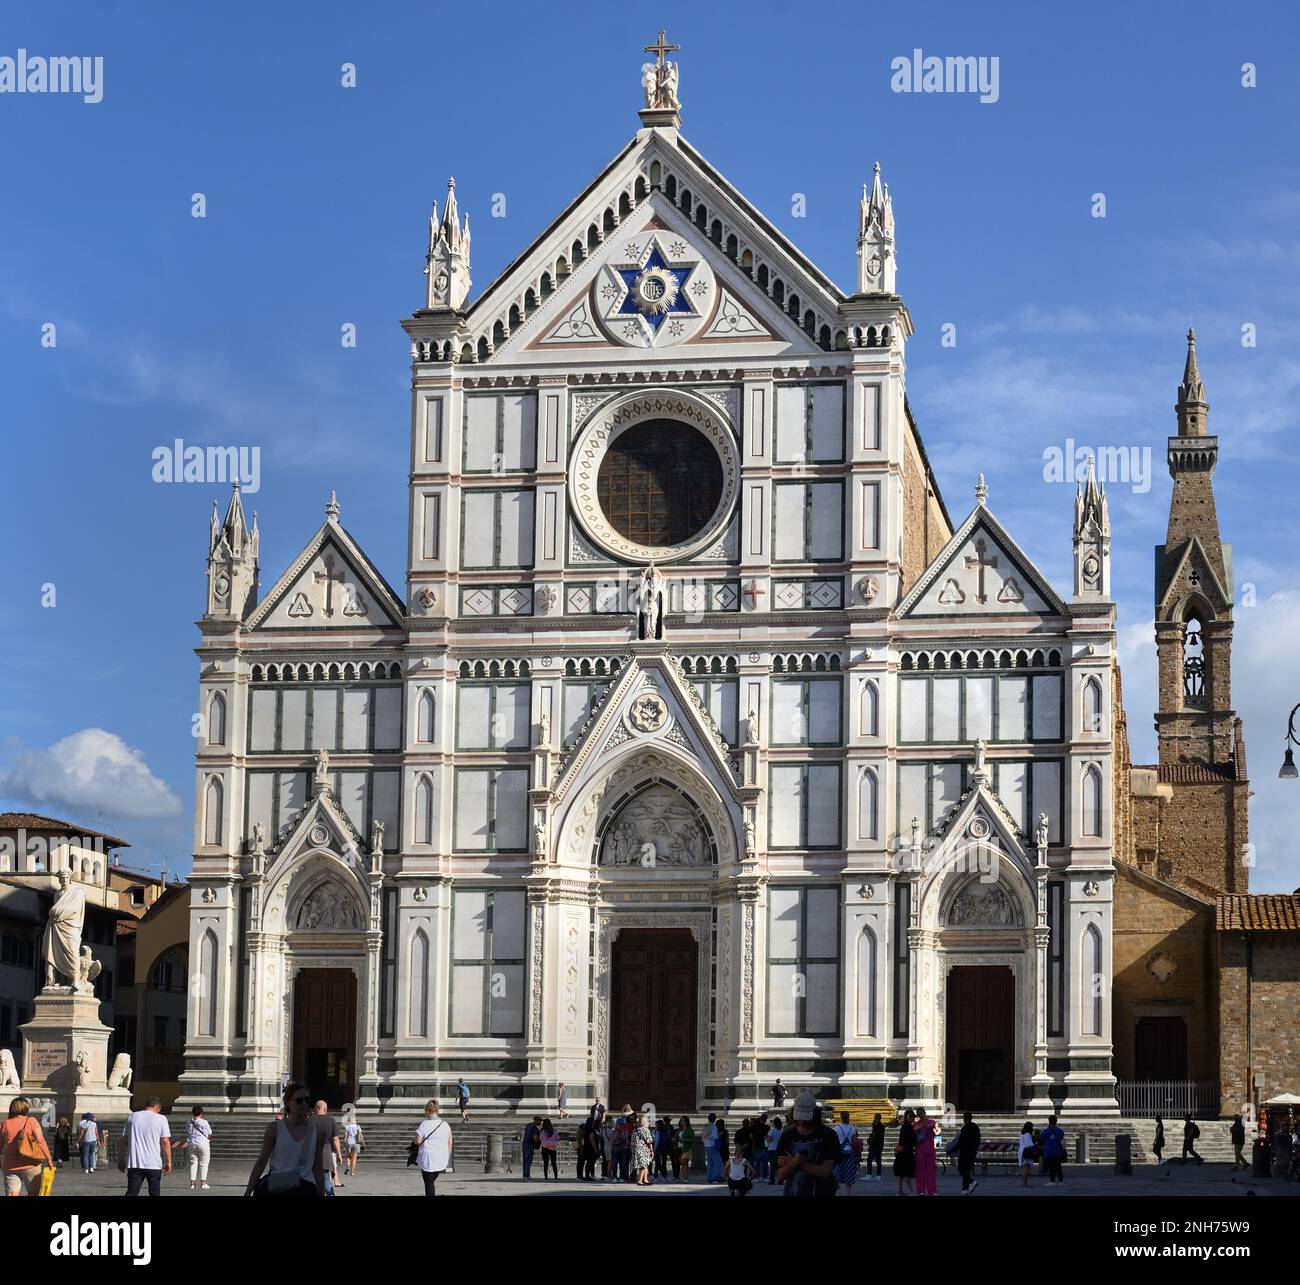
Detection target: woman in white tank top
<box><xmin>244</xmin><ymin>1082</ymin><xmax>323</xmax><ymax>1197</ymax></box>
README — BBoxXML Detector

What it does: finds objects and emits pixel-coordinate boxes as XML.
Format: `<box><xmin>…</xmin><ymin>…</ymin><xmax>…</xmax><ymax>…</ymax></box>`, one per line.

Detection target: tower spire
<box><xmin>857</xmin><ymin>161</ymin><xmax>896</xmax><ymax>293</ymax></box>
<box><xmin>1176</xmin><ymin>328</ymin><xmax>1208</xmax><ymax>436</ymax></box>
<box><xmin>424</xmin><ymin>177</ymin><xmax>471</xmax><ymax>310</ymax></box>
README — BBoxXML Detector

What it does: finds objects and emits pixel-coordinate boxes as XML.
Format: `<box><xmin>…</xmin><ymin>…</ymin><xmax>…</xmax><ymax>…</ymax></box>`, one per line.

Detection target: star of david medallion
<box><xmin>594</xmin><ymin>233</ymin><xmax>715</xmax><ymax>348</ymax></box>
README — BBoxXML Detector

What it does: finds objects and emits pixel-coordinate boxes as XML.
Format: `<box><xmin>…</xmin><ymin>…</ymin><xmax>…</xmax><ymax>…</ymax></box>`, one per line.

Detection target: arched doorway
<box><xmin>292</xmin><ymin>969</ymin><xmax>357</xmax><ymax>1109</ymax></box>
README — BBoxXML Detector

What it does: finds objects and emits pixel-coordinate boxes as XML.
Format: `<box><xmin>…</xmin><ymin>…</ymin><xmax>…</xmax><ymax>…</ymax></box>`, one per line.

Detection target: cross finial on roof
<box><xmin>643</xmin><ymin>29</ymin><xmax>680</xmax><ymax>69</ymax></box>
<box><xmin>326</xmin><ymin>491</ymin><xmax>340</xmax><ymax>522</ymax></box>
<box><xmin>975</xmin><ymin>473</ymin><xmax>988</xmax><ymax>505</ymax></box>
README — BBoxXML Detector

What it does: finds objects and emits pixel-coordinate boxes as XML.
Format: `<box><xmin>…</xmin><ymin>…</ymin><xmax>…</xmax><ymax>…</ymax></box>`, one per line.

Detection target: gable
<box><xmin>552</xmin><ymin>656</ymin><xmax>740</xmax><ymax>805</ymax></box>
<box><xmin>1156</xmin><ymin>536</ymin><xmax>1232</xmax><ymax>618</ymax></box>
<box><xmin>500</xmin><ymin>196</ymin><xmax>819</xmax><ymax>361</ymax></box>
<box><xmin>900</xmin><ymin>506</ymin><xmax>1065</xmax><ymax>619</ymax></box>
<box><xmin>248</xmin><ymin>525</ymin><xmax>405</xmax><ymax>631</ymax></box>
<box><xmin>462</xmin><ymin>130</ymin><xmax>846</xmax><ymax>366</ymax></box>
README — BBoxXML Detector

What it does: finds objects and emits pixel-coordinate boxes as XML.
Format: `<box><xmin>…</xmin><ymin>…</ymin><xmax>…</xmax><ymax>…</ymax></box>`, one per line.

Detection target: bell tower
<box><xmin>1154</xmin><ymin>330</ymin><xmax>1237</xmax><ymax>769</ymax></box>
<box><xmin>205</xmin><ymin>481</ymin><xmax>259</xmax><ymax>621</ymax></box>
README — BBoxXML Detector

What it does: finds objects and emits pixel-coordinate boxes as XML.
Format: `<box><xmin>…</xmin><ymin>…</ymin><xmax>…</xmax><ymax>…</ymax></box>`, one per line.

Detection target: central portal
<box><xmin>292</xmin><ymin>968</ymin><xmax>357</xmax><ymax>1109</ymax></box>
<box><xmin>945</xmin><ymin>965</ymin><xmax>1015</xmax><ymax>1112</ymax></box>
<box><xmin>609</xmin><ymin>928</ymin><xmax>698</xmax><ymax>1111</ymax></box>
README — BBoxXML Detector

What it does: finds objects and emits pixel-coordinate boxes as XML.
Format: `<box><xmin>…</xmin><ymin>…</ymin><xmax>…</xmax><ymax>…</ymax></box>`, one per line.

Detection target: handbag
<box><xmin>14</xmin><ymin>1119</ymin><xmax>45</xmax><ymax>1167</ymax></box>
<box><xmin>39</xmin><ymin>1166</ymin><xmax>55</xmax><ymax>1197</ymax></box>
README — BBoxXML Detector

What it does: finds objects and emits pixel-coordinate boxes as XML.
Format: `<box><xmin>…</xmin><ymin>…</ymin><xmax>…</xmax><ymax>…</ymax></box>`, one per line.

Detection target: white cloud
<box><xmin>0</xmin><ymin>729</ymin><xmax>181</xmax><ymax>821</ymax></box>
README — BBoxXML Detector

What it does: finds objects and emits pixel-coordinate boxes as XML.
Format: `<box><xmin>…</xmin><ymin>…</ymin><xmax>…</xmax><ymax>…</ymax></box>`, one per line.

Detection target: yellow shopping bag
<box><xmin>39</xmin><ymin>1165</ymin><xmax>55</xmax><ymax>1197</ymax></box>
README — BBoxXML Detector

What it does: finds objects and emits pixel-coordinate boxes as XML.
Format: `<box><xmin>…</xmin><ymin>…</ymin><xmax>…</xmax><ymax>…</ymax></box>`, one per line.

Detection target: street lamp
<box><xmin>1280</xmin><ymin>702</ymin><xmax>1300</xmax><ymax>779</ymax></box>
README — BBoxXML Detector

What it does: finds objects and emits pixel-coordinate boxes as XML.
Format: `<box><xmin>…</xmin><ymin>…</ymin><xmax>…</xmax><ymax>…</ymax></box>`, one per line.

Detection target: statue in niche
<box><xmin>636</xmin><ymin>563</ymin><xmax>665</xmax><ymax>641</ymax></box>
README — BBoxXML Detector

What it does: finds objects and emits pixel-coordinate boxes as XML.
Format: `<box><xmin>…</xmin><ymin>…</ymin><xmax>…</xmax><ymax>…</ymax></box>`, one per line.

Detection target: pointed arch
<box><xmin>203</xmin><ymin>776</ymin><xmax>224</xmax><ymax>846</ymax></box>
<box><xmin>408</xmin><ymin>928</ymin><xmax>430</xmax><ymax>1038</ymax></box>
<box><xmin>198</xmin><ymin>928</ymin><xmax>219</xmax><ymax>1036</ymax></box>
<box><xmin>1083</xmin><ymin>676</ymin><xmax>1103</xmax><ymax>735</ymax></box>
<box><xmin>417</xmin><ymin>688</ymin><xmax>436</xmax><ymax>743</ymax></box>
<box><xmin>207</xmin><ymin>691</ymin><xmax>226</xmax><ymax>746</ymax></box>
<box><xmin>856</xmin><ymin>924</ymin><xmax>878</xmax><ymax>1037</ymax></box>
<box><xmin>1082</xmin><ymin>765</ymin><xmax>1103</xmax><ymax>837</ymax></box>
<box><xmin>1083</xmin><ymin>923</ymin><xmax>1103</xmax><ymax>1036</ymax></box>
<box><xmin>857</xmin><ymin>767</ymin><xmax>879</xmax><ymax>841</ymax></box>
<box><xmin>415</xmin><ymin>774</ymin><xmax>435</xmax><ymax>846</ymax></box>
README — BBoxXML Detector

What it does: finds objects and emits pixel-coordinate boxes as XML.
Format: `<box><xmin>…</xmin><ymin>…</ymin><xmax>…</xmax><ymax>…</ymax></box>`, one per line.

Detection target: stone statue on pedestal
<box><xmin>0</xmin><ymin>1048</ymin><xmax>19</xmax><ymax>1090</ymax></box>
<box><xmin>41</xmin><ymin>869</ymin><xmax>85</xmax><ymax>992</ymax></box>
<box><xmin>74</xmin><ymin>946</ymin><xmax>101</xmax><ymax>996</ymax></box>
<box><xmin>107</xmin><ymin>1053</ymin><xmax>133</xmax><ymax>1091</ymax></box>
<box><xmin>313</xmin><ymin>748</ymin><xmax>331</xmax><ymax>794</ymax></box>
<box><xmin>74</xmin><ymin>1048</ymin><xmax>92</xmax><ymax>1088</ymax></box>
<box><xmin>636</xmin><ymin>563</ymin><xmax>664</xmax><ymax>640</ymax></box>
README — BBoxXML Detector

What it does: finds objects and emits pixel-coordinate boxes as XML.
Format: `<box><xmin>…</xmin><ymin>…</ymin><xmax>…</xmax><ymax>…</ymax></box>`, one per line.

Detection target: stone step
<box><xmin>159</xmin><ymin>1113</ymin><xmax>1173</xmax><ymax>1166</ymax></box>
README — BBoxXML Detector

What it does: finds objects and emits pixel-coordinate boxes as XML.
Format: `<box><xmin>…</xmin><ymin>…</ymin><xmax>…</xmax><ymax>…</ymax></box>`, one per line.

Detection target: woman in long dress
<box><xmin>913</xmin><ymin>1108</ymin><xmax>939</xmax><ymax>1196</ymax></box>
<box><xmin>631</xmin><ymin>1114</ymin><xmax>655</xmax><ymax>1186</ymax></box>
<box><xmin>892</xmin><ymin>1108</ymin><xmax>916</xmax><ymax>1195</ymax></box>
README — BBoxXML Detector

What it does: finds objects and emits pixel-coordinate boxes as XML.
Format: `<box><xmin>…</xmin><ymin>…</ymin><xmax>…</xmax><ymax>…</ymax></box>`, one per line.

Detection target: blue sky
<box><xmin>2</xmin><ymin>1</ymin><xmax>1298</xmax><ymax>889</ymax></box>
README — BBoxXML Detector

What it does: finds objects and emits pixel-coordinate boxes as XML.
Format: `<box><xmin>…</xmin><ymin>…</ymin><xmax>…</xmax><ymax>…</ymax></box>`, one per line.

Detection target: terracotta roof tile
<box><xmin>0</xmin><ymin>812</ymin><xmax>130</xmax><ymax>848</ymax></box>
<box><xmin>1217</xmin><ymin>894</ymin><xmax>1300</xmax><ymax>932</ymax></box>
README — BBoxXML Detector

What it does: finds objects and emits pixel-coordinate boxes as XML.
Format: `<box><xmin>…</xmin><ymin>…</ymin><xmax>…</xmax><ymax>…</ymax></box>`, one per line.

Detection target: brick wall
<box><xmin>1216</xmin><ymin>932</ymin><xmax>1300</xmax><ymax>1115</ymax></box>
<box><xmin>1112</xmin><ymin>865</ymin><xmax>1218</xmax><ymax>1082</ymax></box>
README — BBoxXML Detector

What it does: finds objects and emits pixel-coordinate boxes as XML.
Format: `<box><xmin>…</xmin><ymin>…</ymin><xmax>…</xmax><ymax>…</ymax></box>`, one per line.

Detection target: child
<box><xmin>726</xmin><ymin>1150</ymin><xmax>755</xmax><ymax>1196</ymax></box>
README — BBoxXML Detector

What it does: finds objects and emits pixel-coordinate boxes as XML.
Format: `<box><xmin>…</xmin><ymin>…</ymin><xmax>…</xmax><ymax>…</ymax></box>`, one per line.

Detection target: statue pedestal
<box><xmin>18</xmin><ymin>991</ymin><xmax>132</xmax><ymax>1118</ymax></box>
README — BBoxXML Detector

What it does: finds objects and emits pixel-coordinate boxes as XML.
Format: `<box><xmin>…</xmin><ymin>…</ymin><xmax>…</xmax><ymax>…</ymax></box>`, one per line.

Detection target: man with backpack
<box><xmin>1181</xmin><ymin>1113</ymin><xmax>1203</xmax><ymax>1164</ymax></box>
<box><xmin>1040</xmin><ymin>1114</ymin><xmax>1066</xmax><ymax>1185</ymax></box>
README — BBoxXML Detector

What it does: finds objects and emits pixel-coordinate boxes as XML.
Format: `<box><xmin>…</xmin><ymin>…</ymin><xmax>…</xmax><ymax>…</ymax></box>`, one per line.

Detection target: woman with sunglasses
<box><xmin>244</xmin><ymin>1083</ymin><xmax>324</xmax><ymax>1197</ymax></box>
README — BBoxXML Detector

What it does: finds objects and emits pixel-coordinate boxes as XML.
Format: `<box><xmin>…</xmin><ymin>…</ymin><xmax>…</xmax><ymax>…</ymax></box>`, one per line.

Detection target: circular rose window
<box><xmin>569</xmin><ymin>392</ymin><xmax>739</xmax><ymax>564</ymax></box>
<box><xmin>596</xmin><ymin>420</ymin><xmax>723</xmax><ymax>548</ymax></box>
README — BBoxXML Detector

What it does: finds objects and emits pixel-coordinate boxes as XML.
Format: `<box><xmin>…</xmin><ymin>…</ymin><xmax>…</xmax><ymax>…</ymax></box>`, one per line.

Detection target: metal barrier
<box><xmin>1117</xmin><ymin>1081</ymin><xmax>1218</xmax><ymax>1118</ymax></box>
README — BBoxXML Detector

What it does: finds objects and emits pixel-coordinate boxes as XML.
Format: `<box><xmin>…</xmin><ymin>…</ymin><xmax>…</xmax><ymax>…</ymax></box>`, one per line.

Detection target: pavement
<box><xmin>44</xmin><ymin>1158</ymin><xmax>1300</xmax><ymax>1197</ymax></box>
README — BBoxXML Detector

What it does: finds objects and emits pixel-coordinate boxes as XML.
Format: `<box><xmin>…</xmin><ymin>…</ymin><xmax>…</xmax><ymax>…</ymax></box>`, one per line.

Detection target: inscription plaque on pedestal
<box><xmin>27</xmin><ymin>1042</ymin><xmax>68</xmax><ymax>1079</ymax></box>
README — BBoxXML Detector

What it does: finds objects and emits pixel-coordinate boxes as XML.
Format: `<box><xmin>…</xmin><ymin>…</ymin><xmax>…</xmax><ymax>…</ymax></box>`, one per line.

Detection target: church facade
<box><xmin>178</xmin><ymin>48</ymin><xmax>1127</xmax><ymax>1117</ymax></box>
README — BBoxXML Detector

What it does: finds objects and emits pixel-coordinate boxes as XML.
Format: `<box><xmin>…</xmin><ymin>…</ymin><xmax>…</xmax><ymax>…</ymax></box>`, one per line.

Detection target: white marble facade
<box><xmin>178</xmin><ymin>60</ymin><xmax>1118</xmax><ymax>1117</ymax></box>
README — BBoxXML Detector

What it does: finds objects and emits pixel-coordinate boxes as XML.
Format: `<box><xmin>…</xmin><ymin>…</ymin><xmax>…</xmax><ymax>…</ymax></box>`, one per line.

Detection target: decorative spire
<box><xmin>425</xmin><ymin>177</ymin><xmax>472</xmax><ymax>310</ymax></box>
<box><xmin>975</xmin><ymin>474</ymin><xmax>988</xmax><ymax>505</ymax></box>
<box><xmin>1176</xmin><ymin>328</ymin><xmax>1209</xmax><ymax>436</ymax></box>
<box><xmin>856</xmin><ymin>161</ymin><xmax>897</xmax><ymax>293</ymax></box>
<box><xmin>326</xmin><ymin>491</ymin><xmax>340</xmax><ymax>522</ymax></box>
<box><xmin>1180</xmin><ymin>328</ymin><xmax>1205</xmax><ymax>402</ymax></box>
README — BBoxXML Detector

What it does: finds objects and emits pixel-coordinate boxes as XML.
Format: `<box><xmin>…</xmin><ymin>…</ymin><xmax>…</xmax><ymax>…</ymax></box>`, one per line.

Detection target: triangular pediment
<box><xmin>462</xmin><ymin>130</ymin><xmax>845</xmax><ymax>366</ymax></box>
<box><xmin>932</xmin><ymin>779</ymin><xmax>1027</xmax><ymax>851</ymax></box>
<box><xmin>551</xmin><ymin>654</ymin><xmax>741</xmax><ymax>803</ymax></box>
<box><xmin>264</xmin><ymin>788</ymin><xmax>368</xmax><ymax>876</ymax></box>
<box><xmin>247</xmin><ymin>521</ymin><xmax>405</xmax><ymax>631</ymax></box>
<box><xmin>898</xmin><ymin>504</ymin><xmax>1066</xmax><ymax>618</ymax></box>
<box><xmin>1155</xmin><ymin>536</ymin><xmax>1231</xmax><ymax>617</ymax></box>
<box><xmin>499</xmin><ymin>197</ymin><xmax>821</xmax><ymax>361</ymax></box>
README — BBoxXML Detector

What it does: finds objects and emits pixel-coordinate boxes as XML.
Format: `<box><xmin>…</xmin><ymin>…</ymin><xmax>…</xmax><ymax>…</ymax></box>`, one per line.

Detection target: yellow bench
<box><xmin>822</xmin><ymin>1098</ymin><xmax>898</xmax><ymax>1126</ymax></box>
